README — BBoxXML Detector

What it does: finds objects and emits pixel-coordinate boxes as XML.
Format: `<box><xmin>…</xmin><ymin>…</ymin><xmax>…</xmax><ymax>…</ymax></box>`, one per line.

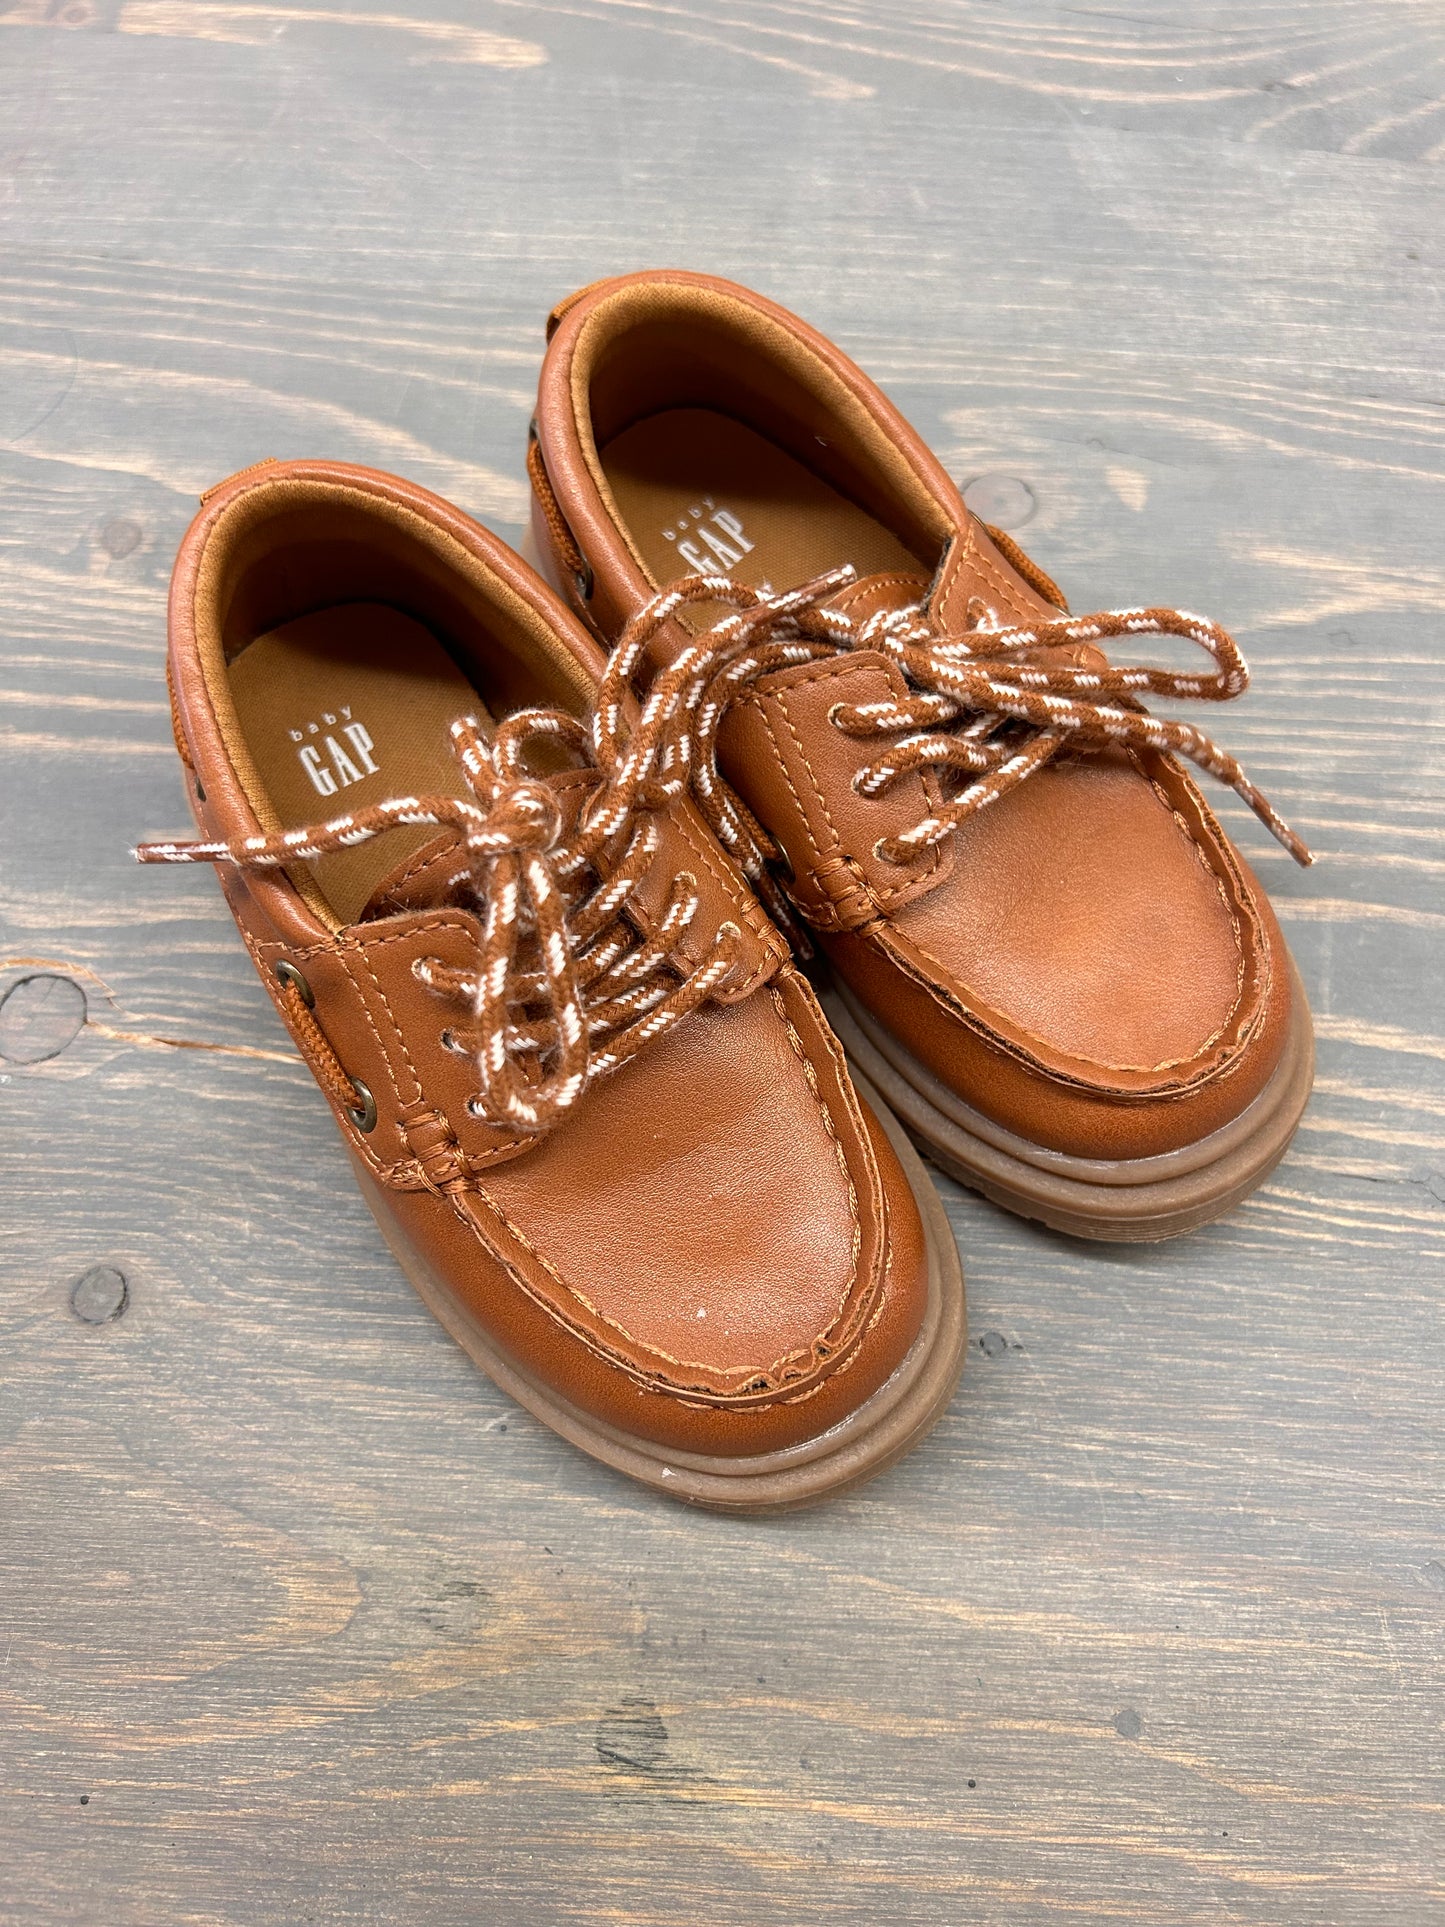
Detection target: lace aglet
<box><xmin>133</xmin><ymin>834</ymin><xmax>201</xmax><ymax>865</ymax></box>
<box><xmin>770</xmin><ymin>564</ymin><xmax>857</xmax><ymax>612</ymax></box>
<box><xmin>1260</xmin><ymin>810</ymin><xmax>1312</xmax><ymax>868</ymax></box>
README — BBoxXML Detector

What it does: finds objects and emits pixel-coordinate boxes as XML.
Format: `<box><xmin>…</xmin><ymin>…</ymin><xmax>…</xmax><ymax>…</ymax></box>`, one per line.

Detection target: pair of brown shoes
<box><xmin>141</xmin><ymin>271</ymin><xmax>1314</xmax><ymax>1510</ymax></box>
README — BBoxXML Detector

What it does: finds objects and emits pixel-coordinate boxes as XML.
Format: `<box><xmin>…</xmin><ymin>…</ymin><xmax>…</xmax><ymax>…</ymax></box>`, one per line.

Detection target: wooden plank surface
<box><xmin>1</xmin><ymin>4</ymin><xmax>1442</xmax><ymax>1922</ymax></box>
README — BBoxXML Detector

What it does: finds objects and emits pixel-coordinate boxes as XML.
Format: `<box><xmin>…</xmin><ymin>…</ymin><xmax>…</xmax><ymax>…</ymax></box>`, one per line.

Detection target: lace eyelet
<box><xmin>872</xmin><ymin>837</ymin><xmax>903</xmax><ymax>867</ymax></box>
<box><xmin>347</xmin><ymin>1079</ymin><xmax>377</xmax><ymax>1133</ymax></box>
<box><xmin>440</xmin><ymin>1027</ymin><xmax>468</xmax><ymax>1055</ymax></box>
<box><xmin>827</xmin><ymin>702</ymin><xmax>846</xmax><ymax>728</ymax></box>
<box><xmin>466</xmin><ymin>1095</ymin><xmax>486</xmax><ymax>1120</ymax></box>
<box><xmin>274</xmin><ymin>959</ymin><xmax>314</xmax><ymax>1008</ymax></box>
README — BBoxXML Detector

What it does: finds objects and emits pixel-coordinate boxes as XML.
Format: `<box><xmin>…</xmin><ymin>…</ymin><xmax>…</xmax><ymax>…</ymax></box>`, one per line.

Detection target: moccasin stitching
<box><xmin>460</xmin><ymin>1176</ymin><xmax>870</xmax><ymax>1403</ymax></box>
<box><xmin>876</xmin><ymin>920</ymin><xmax>1267</xmax><ymax>1100</ymax></box>
<box><xmin>444</xmin><ymin>981</ymin><xmax>876</xmax><ymax>1402</ymax></box>
<box><xmin>756</xmin><ymin>657</ymin><xmax>948</xmax><ymax>910</ymax></box>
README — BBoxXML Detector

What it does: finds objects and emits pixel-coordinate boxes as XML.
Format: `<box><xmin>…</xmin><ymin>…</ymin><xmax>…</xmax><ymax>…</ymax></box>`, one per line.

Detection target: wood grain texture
<box><xmin>0</xmin><ymin>4</ymin><xmax>1442</xmax><ymax>1923</ymax></box>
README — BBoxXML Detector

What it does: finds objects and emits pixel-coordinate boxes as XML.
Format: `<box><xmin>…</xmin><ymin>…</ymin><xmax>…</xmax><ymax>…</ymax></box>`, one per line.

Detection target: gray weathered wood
<box><xmin>1</xmin><ymin>4</ymin><xmax>1442</xmax><ymax>1922</ymax></box>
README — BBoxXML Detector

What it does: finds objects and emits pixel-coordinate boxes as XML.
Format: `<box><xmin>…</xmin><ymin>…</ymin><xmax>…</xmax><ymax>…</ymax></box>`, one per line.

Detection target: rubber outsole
<box><xmin>820</xmin><ymin>967</ymin><xmax>1315</xmax><ymax>1243</ymax></box>
<box><xmin>350</xmin><ymin>1076</ymin><xmax>967</xmax><ymax>1512</ymax></box>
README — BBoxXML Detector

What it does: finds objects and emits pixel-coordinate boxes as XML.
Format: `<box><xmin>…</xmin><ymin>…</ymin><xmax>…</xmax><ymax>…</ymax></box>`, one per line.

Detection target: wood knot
<box><xmin>0</xmin><ymin>973</ymin><xmax>87</xmax><ymax>1065</ymax></box>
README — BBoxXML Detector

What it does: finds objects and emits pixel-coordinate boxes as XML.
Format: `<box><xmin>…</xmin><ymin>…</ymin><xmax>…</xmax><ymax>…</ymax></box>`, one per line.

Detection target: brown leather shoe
<box><xmin>528</xmin><ymin>271</ymin><xmax>1315</xmax><ymax>1241</ymax></box>
<box><xmin>140</xmin><ymin>459</ymin><xmax>965</xmax><ymax>1509</ymax></box>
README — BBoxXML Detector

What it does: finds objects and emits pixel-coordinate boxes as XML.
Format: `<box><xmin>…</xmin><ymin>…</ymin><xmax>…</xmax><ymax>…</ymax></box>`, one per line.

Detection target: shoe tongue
<box><xmin>918</xmin><ymin>523</ymin><xmax>1104</xmax><ymax>667</ymax></box>
<box><xmin>819</xmin><ymin>568</ymin><xmax>1101</xmax><ymax>674</ymax></box>
<box><xmin>360</xmin><ymin>828</ymin><xmax>471</xmax><ymax>919</ymax></box>
<box><xmin>826</xmin><ymin>570</ymin><xmax>930</xmax><ymax>624</ymax></box>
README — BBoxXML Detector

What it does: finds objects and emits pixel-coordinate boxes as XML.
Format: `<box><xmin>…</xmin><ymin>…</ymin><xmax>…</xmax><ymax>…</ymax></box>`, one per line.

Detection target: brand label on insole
<box><xmin>289</xmin><ymin>705</ymin><xmax>381</xmax><ymax>797</ymax></box>
<box><xmin>661</xmin><ymin>496</ymin><xmax>757</xmax><ymax>575</ymax></box>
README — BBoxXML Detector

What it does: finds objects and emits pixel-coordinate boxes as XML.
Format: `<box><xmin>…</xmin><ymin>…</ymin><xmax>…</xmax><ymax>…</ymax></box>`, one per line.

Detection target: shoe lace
<box><xmin>136</xmin><ymin>709</ymin><xmax>744</xmax><ymax>1136</ymax></box>
<box><xmin>139</xmin><ymin>565</ymin><xmax>1307</xmax><ymax>1130</ymax></box>
<box><xmin>587</xmin><ymin>564</ymin><xmax>1312</xmax><ymax>948</ymax></box>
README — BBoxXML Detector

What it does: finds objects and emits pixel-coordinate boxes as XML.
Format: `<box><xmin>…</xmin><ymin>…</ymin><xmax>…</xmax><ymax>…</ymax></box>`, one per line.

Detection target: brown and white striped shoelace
<box><xmin>138</xmin><ymin>568</ymin><xmax>1307</xmax><ymax>1135</ymax></box>
<box><xmin>584</xmin><ymin>564</ymin><xmax>1311</xmax><ymax>943</ymax></box>
<box><xmin>136</xmin><ymin>707</ymin><xmax>747</xmax><ymax>1137</ymax></box>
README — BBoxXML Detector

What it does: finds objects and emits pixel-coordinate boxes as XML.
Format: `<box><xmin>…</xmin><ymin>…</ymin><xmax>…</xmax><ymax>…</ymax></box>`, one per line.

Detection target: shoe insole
<box><xmin>601</xmin><ymin>407</ymin><xmax>924</xmax><ymax>628</ymax></box>
<box><xmin>228</xmin><ymin>602</ymin><xmax>489</xmax><ymax>925</ymax></box>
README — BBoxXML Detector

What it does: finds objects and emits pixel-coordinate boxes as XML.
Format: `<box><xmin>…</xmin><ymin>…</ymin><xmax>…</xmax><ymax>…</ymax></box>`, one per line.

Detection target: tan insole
<box><xmin>229</xmin><ymin>602</ymin><xmax>489</xmax><ymax>924</ymax></box>
<box><xmin>601</xmin><ymin>408</ymin><xmax>925</xmax><ymax>628</ymax></box>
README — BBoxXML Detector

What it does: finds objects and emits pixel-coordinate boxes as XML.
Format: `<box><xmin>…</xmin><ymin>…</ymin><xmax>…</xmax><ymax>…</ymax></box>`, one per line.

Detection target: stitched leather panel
<box><xmin>891</xmin><ymin>749</ymin><xmax>1251</xmax><ymax>1077</ymax></box>
<box><xmin>719</xmin><ymin>653</ymin><xmax>953</xmax><ymax>929</ymax></box>
<box><xmin>474</xmin><ymin>971</ymin><xmax>880</xmax><ymax>1397</ymax></box>
<box><xmin>621</xmin><ymin>794</ymin><xmax>787</xmax><ymax>1002</ymax></box>
<box><xmin>371</xmin><ymin>1064</ymin><xmax>928</xmax><ymax>1456</ymax></box>
<box><xmin>931</xmin><ymin>520</ymin><xmax>1057</xmax><ymax>631</ymax></box>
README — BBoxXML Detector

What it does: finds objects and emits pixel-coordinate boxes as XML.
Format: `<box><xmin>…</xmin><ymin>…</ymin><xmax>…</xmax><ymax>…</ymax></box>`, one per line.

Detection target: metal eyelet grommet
<box><xmin>466</xmin><ymin>1095</ymin><xmax>486</xmax><ymax>1120</ymax></box>
<box><xmin>348</xmin><ymin>1079</ymin><xmax>377</xmax><ymax>1133</ymax></box>
<box><xmin>872</xmin><ymin>837</ymin><xmax>902</xmax><ymax>866</ymax></box>
<box><xmin>827</xmin><ymin>702</ymin><xmax>846</xmax><ymax>727</ymax></box>
<box><xmin>275</xmin><ymin>959</ymin><xmax>314</xmax><ymax>1007</ymax></box>
<box><xmin>573</xmin><ymin>562</ymin><xmax>594</xmax><ymax>604</ymax></box>
<box><xmin>440</xmin><ymin>1028</ymin><xmax>468</xmax><ymax>1055</ymax></box>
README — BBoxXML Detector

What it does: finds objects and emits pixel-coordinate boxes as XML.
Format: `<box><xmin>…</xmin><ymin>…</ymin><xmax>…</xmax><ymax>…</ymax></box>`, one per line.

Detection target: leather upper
<box><xmin>163</xmin><ymin>459</ymin><xmax>929</xmax><ymax>1455</ymax></box>
<box><xmin>529</xmin><ymin>271</ymin><xmax>1298</xmax><ymax>1162</ymax></box>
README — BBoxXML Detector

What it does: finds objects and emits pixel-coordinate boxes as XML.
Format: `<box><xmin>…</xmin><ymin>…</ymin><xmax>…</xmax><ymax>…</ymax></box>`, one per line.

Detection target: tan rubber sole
<box><xmin>349</xmin><ymin>1077</ymin><xmax>967</xmax><ymax>1512</ymax></box>
<box><xmin>820</xmin><ymin>967</ymin><xmax>1315</xmax><ymax>1243</ymax></box>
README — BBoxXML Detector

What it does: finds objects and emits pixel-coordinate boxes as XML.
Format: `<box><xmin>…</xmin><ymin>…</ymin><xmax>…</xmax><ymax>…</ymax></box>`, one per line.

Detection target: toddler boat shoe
<box><xmin>528</xmin><ymin>271</ymin><xmax>1315</xmax><ymax>1241</ymax></box>
<box><xmin>140</xmin><ymin>459</ymin><xmax>966</xmax><ymax>1508</ymax></box>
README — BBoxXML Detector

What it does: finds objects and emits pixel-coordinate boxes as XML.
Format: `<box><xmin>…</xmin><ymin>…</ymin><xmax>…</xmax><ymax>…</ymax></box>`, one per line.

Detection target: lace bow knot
<box><xmin>138</xmin><ymin>711</ymin><xmax>740</xmax><ymax>1139</ymax></box>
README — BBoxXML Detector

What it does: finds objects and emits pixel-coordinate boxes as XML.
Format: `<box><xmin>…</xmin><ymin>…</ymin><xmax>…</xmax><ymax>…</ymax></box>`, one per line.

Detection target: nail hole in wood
<box><xmin>69</xmin><ymin>1264</ymin><xmax>129</xmax><ymax>1324</ymax></box>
